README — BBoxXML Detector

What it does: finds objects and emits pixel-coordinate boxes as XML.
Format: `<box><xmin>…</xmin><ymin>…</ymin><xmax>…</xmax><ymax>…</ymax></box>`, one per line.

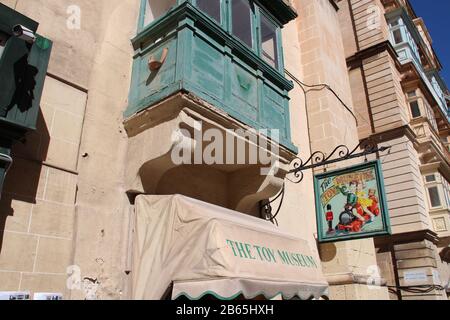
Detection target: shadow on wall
<box><xmin>0</xmin><ymin>108</ymin><xmax>50</xmax><ymax>253</ymax></box>
<box><xmin>319</xmin><ymin>243</ymin><xmax>338</xmax><ymax>262</ymax></box>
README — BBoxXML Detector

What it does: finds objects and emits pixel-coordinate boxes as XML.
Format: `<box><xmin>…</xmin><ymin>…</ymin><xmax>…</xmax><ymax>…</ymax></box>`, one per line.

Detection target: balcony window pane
<box><xmin>425</xmin><ymin>175</ymin><xmax>436</xmax><ymax>183</ymax></box>
<box><xmin>428</xmin><ymin>186</ymin><xmax>442</xmax><ymax>208</ymax></box>
<box><xmin>144</xmin><ymin>0</ymin><xmax>177</xmax><ymax>26</ymax></box>
<box><xmin>261</xmin><ymin>14</ymin><xmax>279</xmax><ymax>69</ymax></box>
<box><xmin>393</xmin><ymin>29</ymin><xmax>403</xmax><ymax>44</ymax></box>
<box><xmin>407</xmin><ymin>91</ymin><xmax>417</xmax><ymax>98</ymax></box>
<box><xmin>390</xmin><ymin>19</ymin><xmax>400</xmax><ymax>27</ymax></box>
<box><xmin>197</xmin><ymin>0</ymin><xmax>221</xmax><ymax>23</ymax></box>
<box><xmin>232</xmin><ymin>0</ymin><xmax>253</xmax><ymax>48</ymax></box>
<box><xmin>409</xmin><ymin>100</ymin><xmax>421</xmax><ymax>118</ymax></box>
<box><xmin>445</xmin><ymin>183</ymin><xmax>450</xmax><ymax>207</ymax></box>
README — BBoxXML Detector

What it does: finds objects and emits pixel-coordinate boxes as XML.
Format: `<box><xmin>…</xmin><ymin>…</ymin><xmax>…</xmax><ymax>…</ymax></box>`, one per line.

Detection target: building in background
<box><xmin>0</xmin><ymin>0</ymin><xmax>447</xmax><ymax>300</ymax></box>
<box><xmin>337</xmin><ymin>0</ymin><xmax>450</xmax><ymax>300</ymax></box>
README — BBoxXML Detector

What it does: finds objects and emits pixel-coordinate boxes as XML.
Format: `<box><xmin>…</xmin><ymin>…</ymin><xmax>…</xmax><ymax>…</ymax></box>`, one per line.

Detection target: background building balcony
<box><xmin>387</xmin><ymin>8</ymin><xmax>450</xmax><ymax>123</ymax></box>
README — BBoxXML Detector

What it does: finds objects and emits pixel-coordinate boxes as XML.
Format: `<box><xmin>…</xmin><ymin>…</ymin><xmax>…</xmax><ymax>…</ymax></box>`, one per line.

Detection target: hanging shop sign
<box><xmin>314</xmin><ymin>160</ymin><xmax>391</xmax><ymax>243</ymax></box>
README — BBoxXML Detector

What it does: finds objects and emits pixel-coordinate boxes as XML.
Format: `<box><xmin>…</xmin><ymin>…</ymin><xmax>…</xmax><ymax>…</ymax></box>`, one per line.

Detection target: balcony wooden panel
<box><xmin>125</xmin><ymin>2</ymin><xmax>296</xmax><ymax>152</ymax></box>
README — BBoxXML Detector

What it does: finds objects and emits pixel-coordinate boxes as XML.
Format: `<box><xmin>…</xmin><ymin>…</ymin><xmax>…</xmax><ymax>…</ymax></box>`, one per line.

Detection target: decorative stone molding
<box><xmin>124</xmin><ymin>93</ymin><xmax>296</xmax><ymax>214</ymax></box>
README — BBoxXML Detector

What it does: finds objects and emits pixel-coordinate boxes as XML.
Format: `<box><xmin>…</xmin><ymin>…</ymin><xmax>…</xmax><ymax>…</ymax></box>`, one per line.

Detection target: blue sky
<box><xmin>410</xmin><ymin>0</ymin><xmax>450</xmax><ymax>86</ymax></box>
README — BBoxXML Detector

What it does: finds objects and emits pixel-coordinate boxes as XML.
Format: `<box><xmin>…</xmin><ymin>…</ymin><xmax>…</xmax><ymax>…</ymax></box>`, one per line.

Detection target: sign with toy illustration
<box><xmin>314</xmin><ymin>160</ymin><xmax>391</xmax><ymax>243</ymax></box>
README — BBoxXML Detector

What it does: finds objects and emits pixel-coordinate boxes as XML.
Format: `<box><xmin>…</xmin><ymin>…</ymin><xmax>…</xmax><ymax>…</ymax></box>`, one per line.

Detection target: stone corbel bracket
<box><xmin>123</xmin><ymin>93</ymin><xmax>297</xmax><ymax>213</ymax></box>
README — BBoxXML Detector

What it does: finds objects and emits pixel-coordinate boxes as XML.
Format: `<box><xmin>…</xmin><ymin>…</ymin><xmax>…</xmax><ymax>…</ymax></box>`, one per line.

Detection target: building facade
<box><xmin>337</xmin><ymin>0</ymin><xmax>450</xmax><ymax>300</ymax></box>
<box><xmin>0</xmin><ymin>0</ymin><xmax>447</xmax><ymax>300</ymax></box>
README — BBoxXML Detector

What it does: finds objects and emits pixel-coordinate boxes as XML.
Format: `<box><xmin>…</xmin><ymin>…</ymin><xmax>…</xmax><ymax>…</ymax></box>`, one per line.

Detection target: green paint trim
<box><xmin>134</xmin><ymin>2</ymin><xmax>292</xmax><ymax>88</ymax></box>
<box><xmin>174</xmin><ymin>290</ymin><xmax>244</xmax><ymax>301</ymax></box>
<box><xmin>129</xmin><ymin>0</ymin><xmax>298</xmax><ymax>153</ymax></box>
<box><xmin>258</xmin><ymin>9</ymin><xmax>283</xmax><ymax>73</ymax></box>
<box><xmin>137</xmin><ymin>0</ymin><xmax>147</xmax><ymax>32</ymax></box>
<box><xmin>124</xmin><ymin>81</ymin><xmax>184</xmax><ymax>118</ymax></box>
<box><xmin>314</xmin><ymin>160</ymin><xmax>392</xmax><ymax>244</ymax></box>
<box><xmin>125</xmin><ymin>78</ymin><xmax>298</xmax><ymax>152</ymax></box>
<box><xmin>173</xmin><ymin>288</ymin><xmax>323</xmax><ymax>301</ymax></box>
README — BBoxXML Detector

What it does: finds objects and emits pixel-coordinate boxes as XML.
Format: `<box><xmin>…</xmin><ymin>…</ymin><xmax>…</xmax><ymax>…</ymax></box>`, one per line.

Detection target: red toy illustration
<box><xmin>368</xmin><ymin>189</ymin><xmax>380</xmax><ymax>216</ymax></box>
<box><xmin>325</xmin><ymin>204</ymin><xmax>334</xmax><ymax>233</ymax></box>
<box><xmin>335</xmin><ymin>203</ymin><xmax>373</xmax><ymax>234</ymax></box>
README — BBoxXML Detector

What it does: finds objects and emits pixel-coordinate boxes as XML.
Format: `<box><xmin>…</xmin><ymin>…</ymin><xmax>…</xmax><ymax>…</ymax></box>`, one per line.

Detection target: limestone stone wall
<box><xmin>362</xmin><ymin>52</ymin><xmax>409</xmax><ymax>133</ymax></box>
<box><xmin>394</xmin><ymin>240</ymin><xmax>448</xmax><ymax>300</ymax></box>
<box><xmin>337</xmin><ymin>0</ymin><xmax>450</xmax><ymax>301</ymax></box>
<box><xmin>294</xmin><ymin>0</ymin><xmax>389</xmax><ymax>300</ymax></box>
<box><xmin>0</xmin><ymin>0</ymin><xmax>322</xmax><ymax>300</ymax></box>
<box><xmin>0</xmin><ymin>0</ymin><xmax>140</xmax><ymax>299</ymax></box>
<box><xmin>0</xmin><ymin>0</ymin><xmax>414</xmax><ymax>301</ymax></box>
<box><xmin>347</xmin><ymin>0</ymin><xmax>390</xmax><ymax>51</ymax></box>
<box><xmin>381</xmin><ymin>136</ymin><xmax>431</xmax><ymax>233</ymax></box>
<box><xmin>0</xmin><ymin>75</ymin><xmax>86</xmax><ymax>295</ymax></box>
<box><xmin>276</xmin><ymin>0</ymin><xmax>318</xmax><ymax>256</ymax></box>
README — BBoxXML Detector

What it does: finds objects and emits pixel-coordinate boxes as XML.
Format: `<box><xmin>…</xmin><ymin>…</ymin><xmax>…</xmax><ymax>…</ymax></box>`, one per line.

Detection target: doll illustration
<box><xmin>339</xmin><ymin>181</ymin><xmax>375</xmax><ymax>223</ymax></box>
<box><xmin>367</xmin><ymin>189</ymin><xmax>380</xmax><ymax>217</ymax></box>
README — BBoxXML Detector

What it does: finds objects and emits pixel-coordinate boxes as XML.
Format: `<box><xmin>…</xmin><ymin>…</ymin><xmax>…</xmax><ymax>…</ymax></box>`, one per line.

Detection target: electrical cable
<box><xmin>281</xmin><ymin>69</ymin><xmax>448</xmax><ymax>299</ymax></box>
<box><xmin>265</xmin><ymin>69</ymin><xmax>373</xmax><ymax>222</ymax></box>
<box><xmin>387</xmin><ymin>284</ymin><xmax>446</xmax><ymax>295</ymax></box>
<box><xmin>285</xmin><ymin>69</ymin><xmax>359</xmax><ymax>126</ymax></box>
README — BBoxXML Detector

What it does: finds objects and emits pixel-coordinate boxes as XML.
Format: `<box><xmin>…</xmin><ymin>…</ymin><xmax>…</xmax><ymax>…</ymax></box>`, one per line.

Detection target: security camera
<box><xmin>12</xmin><ymin>25</ymin><xmax>36</xmax><ymax>43</ymax></box>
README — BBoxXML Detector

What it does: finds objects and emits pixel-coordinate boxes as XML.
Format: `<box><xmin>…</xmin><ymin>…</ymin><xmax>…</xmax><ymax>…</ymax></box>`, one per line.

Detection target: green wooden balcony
<box><xmin>125</xmin><ymin>0</ymin><xmax>298</xmax><ymax>152</ymax></box>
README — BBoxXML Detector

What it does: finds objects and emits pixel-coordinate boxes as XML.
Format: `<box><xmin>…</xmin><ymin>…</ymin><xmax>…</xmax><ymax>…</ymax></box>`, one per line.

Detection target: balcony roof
<box><xmin>258</xmin><ymin>0</ymin><xmax>298</xmax><ymax>24</ymax></box>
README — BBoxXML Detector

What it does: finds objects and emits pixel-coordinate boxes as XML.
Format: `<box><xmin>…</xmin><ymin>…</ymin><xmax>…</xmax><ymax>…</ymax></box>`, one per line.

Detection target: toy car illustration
<box><xmin>335</xmin><ymin>204</ymin><xmax>372</xmax><ymax>233</ymax></box>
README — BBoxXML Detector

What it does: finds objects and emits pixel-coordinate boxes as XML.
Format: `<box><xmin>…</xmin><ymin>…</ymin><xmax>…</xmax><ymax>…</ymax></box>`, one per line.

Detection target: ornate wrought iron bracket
<box><xmin>286</xmin><ymin>141</ymin><xmax>392</xmax><ymax>184</ymax></box>
<box><xmin>260</xmin><ymin>141</ymin><xmax>391</xmax><ymax>224</ymax></box>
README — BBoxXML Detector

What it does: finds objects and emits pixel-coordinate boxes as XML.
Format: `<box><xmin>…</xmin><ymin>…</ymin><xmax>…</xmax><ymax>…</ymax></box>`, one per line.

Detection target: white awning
<box><xmin>132</xmin><ymin>195</ymin><xmax>329</xmax><ymax>300</ymax></box>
